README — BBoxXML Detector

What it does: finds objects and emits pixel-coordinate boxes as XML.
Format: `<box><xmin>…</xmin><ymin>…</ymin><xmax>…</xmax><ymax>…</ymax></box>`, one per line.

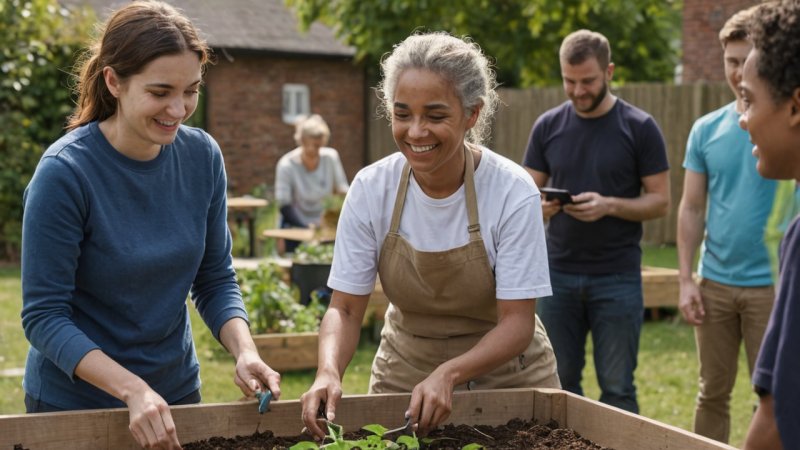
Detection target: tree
<box><xmin>0</xmin><ymin>0</ymin><xmax>93</xmax><ymax>260</ymax></box>
<box><xmin>285</xmin><ymin>0</ymin><xmax>682</xmax><ymax>87</ymax></box>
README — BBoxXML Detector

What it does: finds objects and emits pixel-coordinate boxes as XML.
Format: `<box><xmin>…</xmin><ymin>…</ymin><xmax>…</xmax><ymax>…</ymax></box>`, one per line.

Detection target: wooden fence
<box><xmin>366</xmin><ymin>82</ymin><xmax>734</xmax><ymax>245</ymax></box>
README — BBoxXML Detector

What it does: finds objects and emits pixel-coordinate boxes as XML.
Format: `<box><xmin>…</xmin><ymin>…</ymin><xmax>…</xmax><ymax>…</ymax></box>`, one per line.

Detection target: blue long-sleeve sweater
<box><xmin>21</xmin><ymin>122</ymin><xmax>247</xmax><ymax>409</ymax></box>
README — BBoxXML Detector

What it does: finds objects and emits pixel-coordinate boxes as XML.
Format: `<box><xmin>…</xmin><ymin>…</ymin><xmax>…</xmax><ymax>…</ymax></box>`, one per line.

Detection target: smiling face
<box><xmin>739</xmin><ymin>50</ymin><xmax>800</xmax><ymax>180</ymax></box>
<box><xmin>723</xmin><ymin>39</ymin><xmax>752</xmax><ymax>108</ymax></box>
<box><xmin>391</xmin><ymin>68</ymin><xmax>478</xmax><ymax>193</ymax></box>
<box><xmin>103</xmin><ymin>50</ymin><xmax>202</xmax><ymax>159</ymax></box>
<box><xmin>561</xmin><ymin>57</ymin><xmax>614</xmax><ymax>118</ymax></box>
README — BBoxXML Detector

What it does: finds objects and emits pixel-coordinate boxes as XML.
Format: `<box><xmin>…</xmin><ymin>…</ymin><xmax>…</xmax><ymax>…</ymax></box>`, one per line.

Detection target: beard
<box><xmin>570</xmin><ymin>81</ymin><xmax>608</xmax><ymax>114</ymax></box>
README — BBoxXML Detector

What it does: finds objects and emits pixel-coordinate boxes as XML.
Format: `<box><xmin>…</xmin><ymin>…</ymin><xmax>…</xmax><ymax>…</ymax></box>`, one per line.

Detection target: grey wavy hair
<box><xmin>377</xmin><ymin>32</ymin><xmax>499</xmax><ymax>146</ymax></box>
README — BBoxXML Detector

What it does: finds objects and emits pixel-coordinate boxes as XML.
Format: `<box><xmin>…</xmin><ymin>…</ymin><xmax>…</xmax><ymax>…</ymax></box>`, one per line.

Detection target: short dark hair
<box><xmin>749</xmin><ymin>0</ymin><xmax>800</xmax><ymax>102</ymax></box>
<box><xmin>559</xmin><ymin>30</ymin><xmax>611</xmax><ymax>68</ymax></box>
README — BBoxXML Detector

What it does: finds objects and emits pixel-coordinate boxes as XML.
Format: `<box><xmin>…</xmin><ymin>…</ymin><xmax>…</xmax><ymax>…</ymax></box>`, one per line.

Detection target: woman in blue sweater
<box><xmin>20</xmin><ymin>1</ymin><xmax>280</xmax><ymax>448</ymax></box>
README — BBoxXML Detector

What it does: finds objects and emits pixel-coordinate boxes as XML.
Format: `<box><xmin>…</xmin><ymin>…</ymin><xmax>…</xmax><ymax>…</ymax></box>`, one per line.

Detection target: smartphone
<box><xmin>540</xmin><ymin>187</ymin><xmax>574</xmax><ymax>204</ymax></box>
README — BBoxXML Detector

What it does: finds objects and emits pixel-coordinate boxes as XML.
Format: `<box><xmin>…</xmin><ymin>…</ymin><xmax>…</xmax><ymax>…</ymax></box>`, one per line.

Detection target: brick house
<box><xmin>681</xmin><ymin>0</ymin><xmax>760</xmax><ymax>83</ymax></box>
<box><xmin>63</xmin><ymin>0</ymin><xmax>366</xmax><ymax>196</ymax></box>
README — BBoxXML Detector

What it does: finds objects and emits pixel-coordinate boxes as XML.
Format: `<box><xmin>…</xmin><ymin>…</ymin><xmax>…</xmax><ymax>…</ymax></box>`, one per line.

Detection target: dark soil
<box><xmin>183</xmin><ymin>418</ymin><xmax>612</xmax><ymax>449</ymax></box>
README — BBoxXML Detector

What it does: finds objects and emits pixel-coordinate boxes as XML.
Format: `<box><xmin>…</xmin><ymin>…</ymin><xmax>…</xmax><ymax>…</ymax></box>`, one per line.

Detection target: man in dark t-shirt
<box><xmin>740</xmin><ymin>2</ymin><xmax>800</xmax><ymax>448</ymax></box>
<box><xmin>522</xmin><ymin>29</ymin><xmax>670</xmax><ymax>413</ymax></box>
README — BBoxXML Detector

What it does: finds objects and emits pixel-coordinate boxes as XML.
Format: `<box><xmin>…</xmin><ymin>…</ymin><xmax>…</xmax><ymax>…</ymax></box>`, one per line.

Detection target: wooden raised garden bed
<box><xmin>252</xmin><ymin>279</ymin><xmax>389</xmax><ymax>372</ymax></box>
<box><xmin>641</xmin><ymin>266</ymin><xmax>679</xmax><ymax>308</ymax></box>
<box><xmin>1</xmin><ymin>388</ymin><xmax>736</xmax><ymax>449</ymax></box>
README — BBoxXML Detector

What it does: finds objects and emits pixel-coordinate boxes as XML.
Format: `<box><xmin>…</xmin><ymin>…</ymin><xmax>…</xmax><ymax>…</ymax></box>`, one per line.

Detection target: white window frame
<box><xmin>282</xmin><ymin>83</ymin><xmax>310</xmax><ymax>124</ymax></box>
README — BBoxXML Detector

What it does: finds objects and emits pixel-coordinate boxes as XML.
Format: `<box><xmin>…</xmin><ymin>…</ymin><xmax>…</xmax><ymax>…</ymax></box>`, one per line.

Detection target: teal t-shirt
<box><xmin>683</xmin><ymin>102</ymin><xmax>777</xmax><ymax>286</ymax></box>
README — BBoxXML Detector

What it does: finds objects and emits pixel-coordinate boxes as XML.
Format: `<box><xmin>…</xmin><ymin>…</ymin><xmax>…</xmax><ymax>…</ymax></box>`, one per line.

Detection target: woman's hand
<box><xmin>219</xmin><ymin>318</ymin><xmax>281</xmax><ymax>400</ymax></box>
<box><xmin>233</xmin><ymin>348</ymin><xmax>281</xmax><ymax>399</ymax></box>
<box><xmin>125</xmin><ymin>385</ymin><xmax>182</xmax><ymax>449</ymax></box>
<box><xmin>406</xmin><ymin>366</ymin><xmax>456</xmax><ymax>436</ymax></box>
<box><xmin>300</xmin><ymin>369</ymin><xmax>343</xmax><ymax>440</ymax></box>
<box><xmin>73</xmin><ymin>349</ymin><xmax>186</xmax><ymax>449</ymax></box>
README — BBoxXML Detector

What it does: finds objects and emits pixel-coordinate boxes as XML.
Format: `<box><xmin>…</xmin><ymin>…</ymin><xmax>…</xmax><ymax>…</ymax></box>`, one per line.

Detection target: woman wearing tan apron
<box><xmin>300</xmin><ymin>32</ymin><xmax>559</xmax><ymax>439</ymax></box>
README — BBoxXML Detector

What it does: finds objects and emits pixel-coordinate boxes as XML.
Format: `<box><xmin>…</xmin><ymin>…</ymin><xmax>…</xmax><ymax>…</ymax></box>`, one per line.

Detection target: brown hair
<box><xmin>559</xmin><ymin>29</ymin><xmax>611</xmax><ymax>68</ymax></box>
<box><xmin>718</xmin><ymin>5</ymin><xmax>760</xmax><ymax>48</ymax></box>
<box><xmin>67</xmin><ymin>0</ymin><xmax>211</xmax><ymax>130</ymax></box>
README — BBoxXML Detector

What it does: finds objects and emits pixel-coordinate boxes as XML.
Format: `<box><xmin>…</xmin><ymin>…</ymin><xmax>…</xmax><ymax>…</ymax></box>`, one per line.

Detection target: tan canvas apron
<box><xmin>368</xmin><ymin>148</ymin><xmax>560</xmax><ymax>393</ymax></box>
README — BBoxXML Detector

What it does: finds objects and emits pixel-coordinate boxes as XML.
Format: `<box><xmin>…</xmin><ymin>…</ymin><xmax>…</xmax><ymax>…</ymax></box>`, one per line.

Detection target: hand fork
<box><xmin>383</xmin><ymin>416</ymin><xmax>413</xmax><ymax>437</ymax></box>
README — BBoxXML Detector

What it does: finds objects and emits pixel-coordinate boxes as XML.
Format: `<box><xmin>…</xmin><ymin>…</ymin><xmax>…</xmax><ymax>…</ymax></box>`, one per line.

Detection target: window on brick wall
<box><xmin>282</xmin><ymin>83</ymin><xmax>310</xmax><ymax>124</ymax></box>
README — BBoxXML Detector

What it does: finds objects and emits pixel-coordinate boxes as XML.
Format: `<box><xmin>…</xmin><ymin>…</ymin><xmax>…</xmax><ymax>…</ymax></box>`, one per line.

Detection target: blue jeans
<box><xmin>537</xmin><ymin>269</ymin><xmax>643</xmax><ymax>413</ymax></box>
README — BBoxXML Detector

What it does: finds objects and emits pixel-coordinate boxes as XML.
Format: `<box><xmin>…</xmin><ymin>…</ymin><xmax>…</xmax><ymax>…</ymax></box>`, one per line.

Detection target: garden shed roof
<box><xmin>61</xmin><ymin>0</ymin><xmax>356</xmax><ymax>57</ymax></box>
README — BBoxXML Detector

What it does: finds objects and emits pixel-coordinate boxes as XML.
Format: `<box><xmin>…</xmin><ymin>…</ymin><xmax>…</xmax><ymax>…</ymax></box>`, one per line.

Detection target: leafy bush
<box><xmin>293</xmin><ymin>241</ymin><xmax>335</xmax><ymax>264</ymax></box>
<box><xmin>0</xmin><ymin>0</ymin><xmax>93</xmax><ymax>260</ymax></box>
<box><xmin>238</xmin><ymin>263</ymin><xmax>326</xmax><ymax>334</ymax></box>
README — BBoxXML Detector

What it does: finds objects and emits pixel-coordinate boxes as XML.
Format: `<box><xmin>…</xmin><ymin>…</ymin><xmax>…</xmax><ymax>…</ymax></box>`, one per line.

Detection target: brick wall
<box><xmin>682</xmin><ymin>0</ymin><xmax>760</xmax><ymax>83</ymax></box>
<box><xmin>205</xmin><ymin>53</ymin><xmax>365</xmax><ymax>196</ymax></box>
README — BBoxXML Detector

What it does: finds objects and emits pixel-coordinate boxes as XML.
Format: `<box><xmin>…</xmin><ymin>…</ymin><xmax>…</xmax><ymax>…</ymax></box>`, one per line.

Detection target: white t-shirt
<box><xmin>274</xmin><ymin>147</ymin><xmax>349</xmax><ymax>225</ymax></box>
<box><xmin>328</xmin><ymin>147</ymin><xmax>552</xmax><ymax>301</ymax></box>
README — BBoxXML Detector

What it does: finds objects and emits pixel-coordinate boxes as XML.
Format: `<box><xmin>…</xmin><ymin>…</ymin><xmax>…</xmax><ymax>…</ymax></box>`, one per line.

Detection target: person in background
<box><xmin>522</xmin><ymin>29</ymin><xmax>670</xmax><ymax>414</ymax></box>
<box><xmin>20</xmin><ymin>2</ymin><xmax>280</xmax><ymax>449</ymax></box>
<box><xmin>676</xmin><ymin>6</ymin><xmax>777</xmax><ymax>443</ymax></box>
<box><xmin>299</xmin><ymin>31</ymin><xmax>559</xmax><ymax>440</ymax></box>
<box><xmin>739</xmin><ymin>1</ymin><xmax>800</xmax><ymax>448</ymax></box>
<box><xmin>274</xmin><ymin>114</ymin><xmax>349</xmax><ymax>253</ymax></box>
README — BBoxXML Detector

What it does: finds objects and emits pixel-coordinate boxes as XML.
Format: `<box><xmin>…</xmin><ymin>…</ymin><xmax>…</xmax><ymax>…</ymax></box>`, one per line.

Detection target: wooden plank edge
<box><xmin>561</xmin><ymin>391</ymin><xmax>737</xmax><ymax>450</ymax></box>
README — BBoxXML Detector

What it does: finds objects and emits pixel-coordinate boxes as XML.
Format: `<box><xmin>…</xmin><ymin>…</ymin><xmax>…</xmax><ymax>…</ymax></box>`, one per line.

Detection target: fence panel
<box><xmin>366</xmin><ymin>82</ymin><xmax>734</xmax><ymax>245</ymax></box>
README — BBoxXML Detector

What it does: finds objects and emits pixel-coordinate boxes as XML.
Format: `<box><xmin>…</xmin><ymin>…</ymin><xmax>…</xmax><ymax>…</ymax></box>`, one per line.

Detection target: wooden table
<box><xmin>262</xmin><ymin>227</ymin><xmax>335</xmax><ymax>243</ymax></box>
<box><xmin>227</xmin><ymin>197</ymin><xmax>268</xmax><ymax>257</ymax></box>
<box><xmin>641</xmin><ymin>266</ymin><xmax>679</xmax><ymax>308</ymax></box>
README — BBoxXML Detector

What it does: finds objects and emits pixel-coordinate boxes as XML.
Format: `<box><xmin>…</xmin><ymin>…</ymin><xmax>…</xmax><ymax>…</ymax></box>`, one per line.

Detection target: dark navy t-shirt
<box><xmin>753</xmin><ymin>215</ymin><xmax>800</xmax><ymax>446</ymax></box>
<box><xmin>523</xmin><ymin>99</ymin><xmax>669</xmax><ymax>274</ymax></box>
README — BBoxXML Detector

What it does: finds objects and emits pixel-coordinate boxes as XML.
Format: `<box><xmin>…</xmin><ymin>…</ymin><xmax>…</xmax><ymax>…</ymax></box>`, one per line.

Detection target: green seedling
<box><xmin>290</xmin><ymin>420</ymin><xmax>422</xmax><ymax>450</ymax></box>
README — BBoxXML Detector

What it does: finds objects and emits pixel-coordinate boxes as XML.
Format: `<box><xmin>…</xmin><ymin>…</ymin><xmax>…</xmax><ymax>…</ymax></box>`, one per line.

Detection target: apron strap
<box><xmin>463</xmin><ymin>145</ymin><xmax>481</xmax><ymax>241</ymax></box>
<box><xmin>388</xmin><ymin>146</ymin><xmax>482</xmax><ymax>240</ymax></box>
<box><xmin>388</xmin><ymin>162</ymin><xmax>413</xmax><ymax>234</ymax></box>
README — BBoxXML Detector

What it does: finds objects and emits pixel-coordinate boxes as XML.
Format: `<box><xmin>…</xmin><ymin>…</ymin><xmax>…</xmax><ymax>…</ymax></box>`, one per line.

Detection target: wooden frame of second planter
<box><xmin>252</xmin><ymin>280</ymin><xmax>390</xmax><ymax>372</ymax></box>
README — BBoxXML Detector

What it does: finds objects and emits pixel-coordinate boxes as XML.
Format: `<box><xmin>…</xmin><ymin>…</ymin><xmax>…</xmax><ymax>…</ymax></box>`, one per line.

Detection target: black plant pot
<box><xmin>290</xmin><ymin>262</ymin><xmax>332</xmax><ymax>306</ymax></box>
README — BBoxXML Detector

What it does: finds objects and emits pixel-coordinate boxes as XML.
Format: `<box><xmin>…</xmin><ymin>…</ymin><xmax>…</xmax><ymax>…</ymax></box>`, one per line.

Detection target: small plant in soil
<box><xmin>290</xmin><ymin>420</ymin><xmax>424</xmax><ymax>449</ymax></box>
<box><xmin>182</xmin><ymin>418</ymin><xmax>612</xmax><ymax>449</ymax></box>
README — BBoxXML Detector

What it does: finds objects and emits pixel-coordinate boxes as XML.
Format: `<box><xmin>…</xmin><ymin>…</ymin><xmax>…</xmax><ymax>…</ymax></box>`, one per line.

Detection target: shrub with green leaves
<box><xmin>0</xmin><ymin>0</ymin><xmax>93</xmax><ymax>260</ymax></box>
<box><xmin>237</xmin><ymin>263</ymin><xmax>326</xmax><ymax>334</ymax></box>
<box><xmin>293</xmin><ymin>241</ymin><xmax>335</xmax><ymax>264</ymax></box>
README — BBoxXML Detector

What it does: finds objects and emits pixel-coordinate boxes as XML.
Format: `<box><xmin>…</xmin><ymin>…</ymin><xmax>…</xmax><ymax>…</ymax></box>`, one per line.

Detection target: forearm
<box><xmin>219</xmin><ymin>317</ymin><xmax>258</xmax><ymax>359</ymax></box>
<box><xmin>744</xmin><ymin>395</ymin><xmax>782</xmax><ymax>450</ymax></box>
<box><xmin>605</xmin><ymin>191</ymin><xmax>669</xmax><ymax>222</ymax></box>
<box><xmin>316</xmin><ymin>294</ymin><xmax>368</xmax><ymax>379</ymax></box>
<box><xmin>74</xmin><ymin>349</ymin><xmax>148</xmax><ymax>404</ymax></box>
<box><xmin>677</xmin><ymin>203</ymin><xmax>705</xmax><ymax>281</ymax></box>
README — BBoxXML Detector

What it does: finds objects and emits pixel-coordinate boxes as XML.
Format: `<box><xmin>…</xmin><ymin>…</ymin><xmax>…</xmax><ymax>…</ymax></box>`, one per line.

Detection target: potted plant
<box><xmin>238</xmin><ymin>263</ymin><xmax>326</xmax><ymax>371</ymax></box>
<box><xmin>291</xmin><ymin>241</ymin><xmax>335</xmax><ymax>306</ymax></box>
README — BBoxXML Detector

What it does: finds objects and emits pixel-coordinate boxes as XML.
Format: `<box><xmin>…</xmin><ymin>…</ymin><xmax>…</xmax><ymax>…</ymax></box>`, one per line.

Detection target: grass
<box><xmin>0</xmin><ymin>245</ymin><xmax>756</xmax><ymax>446</ymax></box>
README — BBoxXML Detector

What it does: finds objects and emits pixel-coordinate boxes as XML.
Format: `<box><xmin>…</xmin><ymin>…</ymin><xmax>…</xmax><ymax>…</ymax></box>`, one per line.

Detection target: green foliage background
<box><xmin>0</xmin><ymin>0</ymin><xmax>93</xmax><ymax>260</ymax></box>
<box><xmin>285</xmin><ymin>0</ymin><xmax>683</xmax><ymax>87</ymax></box>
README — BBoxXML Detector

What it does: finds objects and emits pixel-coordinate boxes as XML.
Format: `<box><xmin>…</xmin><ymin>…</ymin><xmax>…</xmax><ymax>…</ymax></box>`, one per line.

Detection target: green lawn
<box><xmin>0</xmin><ymin>246</ymin><xmax>756</xmax><ymax>446</ymax></box>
